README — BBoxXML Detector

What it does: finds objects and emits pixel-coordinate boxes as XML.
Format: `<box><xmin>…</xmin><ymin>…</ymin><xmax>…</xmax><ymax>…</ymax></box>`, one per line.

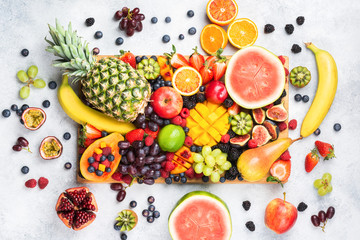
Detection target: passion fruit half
<box><xmin>40</xmin><ymin>136</ymin><xmax>63</xmax><ymax>160</ymax></box>
<box><xmin>21</xmin><ymin>107</ymin><xmax>46</xmax><ymax>130</ymax></box>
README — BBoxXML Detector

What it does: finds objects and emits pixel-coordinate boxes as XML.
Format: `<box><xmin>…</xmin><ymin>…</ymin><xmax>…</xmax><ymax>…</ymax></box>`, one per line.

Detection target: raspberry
<box><xmin>171</xmin><ymin>116</ymin><xmax>183</xmax><ymax>126</ymax></box>
<box><xmin>144</xmin><ymin>136</ymin><xmax>154</xmax><ymax>146</ymax></box>
<box><xmin>101</xmin><ymin>147</ymin><xmax>112</xmax><ymax>156</ymax></box>
<box><xmin>111</xmin><ymin>172</ymin><xmax>123</xmax><ymax>181</ymax></box>
<box><xmin>180</xmin><ymin>108</ymin><xmax>190</xmax><ymax>118</ymax></box>
<box><xmin>160</xmin><ymin>169</ymin><xmax>170</xmax><ymax>178</ymax></box>
<box><xmin>185</xmin><ymin>168</ymin><xmax>195</xmax><ymax>179</ymax></box>
<box><xmin>180</xmin><ymin>118</ymin><xmax>187</xmax><ymax>128</ymax></box>
<box><xmin>166</xmin><ymin>152</ymin><xmax>175</xmax><ymax>161</ymax></box>
<box><xmin>184</xmin><ymin>136</ymin><xmax>193</xmax><ymax>147</ymax></box>
<box><xmin>280</xmin><ymin>150</ymin><xmax>291</xmax><ymax>160</ymax></box>
<box><xmin>102</xmin><ymin>159</ymin><xmax>111</xmax><ymax>168</ymax></box>
<box><xmin>264</xmin><ymin>103</ymin><xmax>274</xmax><ymax>109</ymax></box>
<box><xmin>38</xmin><ymin>177</ymin><xmax>49</xmax><ymax>189</ymax></box>
<box><xmin>284</xmin><ymin>67</ymin><xmax>289</xmax><ymax>76</ymax></box>
<box><xmin>122</xmin><ymin>174</ymin><xmax>133</xmax><ymax>185</ymax></box>
<box><xmin>278</xmin><ymin>55</ymin><xmax>286</xmax><ymax>65</ymax></box>
<box><xmin>278</xmin><ymin>122</ymin><xmax>287</xmax><ymax>131</ymax></box>
<box><xmin>194</xmin><ymin>172</ymin><xmax>203</xmax><ymax>178</ymax></box>
<box><xmin>93</xmin><ymin>153</ymin><xmax>102</xmax><ymax>162</ymax></box>
<box><xmin>164</xmin><ymin>161</ymin><xmax>176</xmax><ymax>172</ymax></box>
<box><xmin>248</xmin><ymin>139</ymin><xmax>258</xmax><ymax>148</ymax></box>
<box><xmin>220</xmin><ymin>134</ymin><xmax>230</xmax><ymax>143</ymax></box>
<box><xmin>91</xmin><ymin>162</ymin><xmax>99</xmax><ymax>169</ymax></box>
<box><xmin>288</xmin><ymin>119</ymin><xmax>297</xmax><ymax>130</ymax></box>
<box><xmin>25</xmin><ymin>179</ymin><xmax>37</xmax><ymax>188</ymax></box>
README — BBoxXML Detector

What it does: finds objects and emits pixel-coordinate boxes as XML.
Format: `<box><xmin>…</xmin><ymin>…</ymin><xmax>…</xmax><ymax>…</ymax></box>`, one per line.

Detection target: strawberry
<box><xmin>315</xmin><ymin>141</ymin><xmax>335</xmax><ymax>160</ymax></box>
<box><xmin>305</xmin><ymin>148</ymin><xmax>320</xmax><ymax>173</ymax></box>
<box><xmin>206</xmin><ymin>55</ymin><xmax>217</xmax><ymax>68</ymax></box>
<box><xmin>189</xmin><ymin>46</ymin><xmax>205</xmax><ymax>71</ymax></box>
<box><xmin>280</xmin><ymin>150</ymin><xmax>291</xmax><ymax>160</ymax></box>
<box><xmin>144</xmin><ymin>136</ymin><xmax>154</xmax><ymax>147</ymax></box>
<box><xmin>38</xmin><ymin>177</ymin><xmax>49</xmax><ymax>189</ymax></box>
<box><xmin>125</xmin><ymin>129</ymin><xmax>145</xmax><ymax>144</ymax></box>
<box><xmin>119</xmin><ymin>50</ymin><xmax>136</xmax><ymax>69</ymax></box>
<box><xmin>185</xmin><ymin>167</ymin><xmax>195</xmax><ymax>179</ymax></box>
<box><xmin>212</xmin><ymin>48</ymin><xmax>227</xmax><ymax>81</ymax></box>
<box><xmin>268</xmin><ymin>159</ymin><xmax>291</xmax><ymax>184</ymax></box>
<box><xmin>228</xmin><ymin>103</ymin><xmax>240</xmax><ymax>115</ymax></box>
<box><xmin>165</xmin><ymin>45</ymin><xmax>190</xmax><ymax>69</ymax></box>
<box><xmin>199</xmin><ymin>61</ymin><xmax>214</xmax><ymax>85</ymax></box>
<box><xmin>144</xmin><ymin>126</ymin><xmax>159</xmax><ymax>139</ymax></box>
<box><xmin>84</xmin><ymin>138</ymin><xmax>96</xmax><ymax>147</ymax></box>
<box><xmin>83</xmin><ymin>124</ymin><xmax>102</xmax><ymax>139</ymax></box>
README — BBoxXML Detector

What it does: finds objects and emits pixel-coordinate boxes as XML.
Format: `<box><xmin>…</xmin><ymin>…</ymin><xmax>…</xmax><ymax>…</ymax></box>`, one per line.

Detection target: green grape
<box><xmin>210</xmin><ymin>171</ymin><xmax>220</xmax><ymax>183</ymax></box>
<box><xmin>205</xmin><ymin>155</ymin><xmax>215</xmax><ymax>167</ymax></box>
<box><xmin>27</xmin><ymin>65</ymin><xmax>38</xmax><ymax>79</ymax></box>
<box><xmin>211</xmin><ymin>149</ymin><xmax>222</xmax><ymax>157</ymax></box>
<box><xmin>19</xmin><ymin>86</ymin><xmax>30</xmax><ymax>99</ymax></box>
<box><xmin>193</xmin><ymin>153</ymin><xmax>204</xmax><ymax>163</ymax></box>
<box><xmin>218</xmin><ymin>169</ymin><xmax>224</xmax><ymax>175</ymax></box>
<box><xmin>322</xmin><ymin>173</ymin><xmax>332</xmax><ymax>182</ymax></box>
<box><xmin>318</xmin><ymin>186</ymin><xmax>328</xmax><ymax>196</ymax></box>
<box><xmin>17</xmin><ymin>70</ymin><xmax>29</xmax><ymax>83</ymax></box>
<box><xmin>221</xmin><ymin>161</ymin><xmax>232</xmax><ymax>171</ymax></box>
<box><xmin>216</xmin><ymin>154</ymin><xmax>227</xmax><ymax>165</ymax></box>
<box><xmin>203</xmin><ymin>166</ymin><xmax>213</xmax><ymax>176</ymax></box>
<box><xmin>327</xmin><ymin>184</ymin><xmax>333</xmax><ymax>193</ymax></box>
<box><xmin>313</xmin><ymin>179</ymin><xmax>323</xmax><ymax>189</ymax></box>
<box><xmin>33</xmin><ymin>79</ymin><xmax>46</xmax><ymax>88</ymax></box>
<box><xmin>194</xmin><ymin>162</ymin><xmax>205</xmax><ymax>174</ymax></box>
<box><xmin>202</xmin><ymin>146</ymin><xmax>212</xmax><ymax>157</ymax></box>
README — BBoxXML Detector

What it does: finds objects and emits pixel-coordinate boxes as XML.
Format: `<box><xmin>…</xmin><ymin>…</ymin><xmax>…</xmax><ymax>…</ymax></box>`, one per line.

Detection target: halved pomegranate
<box><xmin>40</xmin><ymin>136</ymin><xmax>63</xmax><ymax>160</ymax></box>
<box><xmin>55</xmin><ymin>187</ymin><xmax>98</xmax><ymax>231</ymax></box>
<box><xmin>21</xmin><ymin>107</ymin><xmax>46</xmax><ymax>130</ymax></box>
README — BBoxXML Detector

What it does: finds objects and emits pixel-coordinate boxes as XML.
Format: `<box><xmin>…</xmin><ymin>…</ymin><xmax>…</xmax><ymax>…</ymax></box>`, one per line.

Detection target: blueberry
<box><xmin>165</xmin><ymin>17</ymin><xmax>171</xmax><ymax>23</ymax></box>
<box><xmin>107</xmin><ymin>154</ymin><xmax>115</xmax><ymax>161</ymax></box>
<box><xmin>333</xmin><ymin>123</ymin><xmax>341</xmax><ymax>131</ymax></box>
<box><xmin>199</xmin><ymin>86</ymin><xmax>205</xmax><ymax>92</ymax></box>
<box><xmin>20</xmin><ymin>119</ymin><xmax>24</xmax><ymax>125</ymax></box>
<box><xmin>42</xmin><ymin>100</ymin><xmax>50</xmax><ymax>108</ymax></box>
<box><xmin>88</xmin><ymin>166</ymin><xmax>95</xmax><ymax>173</ymax></box>
<box><xmin>294</xmin><ymin>94</ymin><xmax>302</xmax><ymax>102</ymax></box>
<box><xmin>188</xmin><ymin>27</ymin><xmax>196</xmax><ymax>35</ymax></box>
<box><xmin>190</xmin><ymin>145</ymin><xmax>197</xmax><ymax>152</ymax></box>
<box><xmin>162</xmin><ymin>35</ymin><xmax>171</xmax><ymax>43</ymax></box>
<box><xmin>237</xmin><ymin>174</ymin><xmax>244</xmax><ymax>181</ymax></box>
<box><xmin>302</xmin><ymin>95</ymin><xmax>310</xmax><ymax>102</ymax></box>
<box><xmin>21</xmin><ymin>49</ymin><xmax>29</xmax><ymax>57</ymax></box>
<box><xmin>137</xmin><ymin>178</ymin><xmax>144</xmax><ymax>184</ymax></box>
<box><xmin>165</xmin><ymin>177</ymin><xmax>172</xmax><ymax>184</ymax></box>
<box><xmin>151</xmin><ymin>17</ymin><xmax>158</xmax><ymax>24</ymax></box>
<box><xmin>179</xmin><ymin>172</ymin><xmax>185</xmax><ymax>177</ymax></box>
<box><xmin>148</xmin><ymin>205</ymin><xmax>155</xmax><ymax>212</ymax></box>
<box><xmin>130</xmin><ymin>200</ymin><xmax>137</xmax><ymax>208</ymax></box>
<box><xmin>153</xmin><ymin>83</ymin><xmax>161</xmax><ymax>90</ymax></box>
<box><xmin>141</xmin><ymin>56</ymin><xmax>148</xmax><ymax>60</ymax></box>
<box><xmin>21</xmin><ymin>166</ymin><xmax>29</xmax><ymax>174</ymax></box>
<box><xmin>183</xmin><ymin>127</ymin><xmax>189</xmax><ymax>133</ymax></box>
<box><xmin>64</xmin><ymin>162</ymin><xmax>72</xmax><ymax>169</ymax></box>
<box><xmin>202</xmin><ymin>176</ymin><xmax>209</xmax><ymax>182</ymax></box>
<box><xmin>48</xmin><ymin>81</ymin><xmax>57</xmax><ymax>89</ymax></box>
<box><xmin>11</xmin><ymin>104</ymin><xmax>18</xmax><ymax>111</ymax></box>
<box><xmin>165</xmin><ymin>81</ymin><xmax>172</xmax><ymax>86</ymax></box>
<box><xmin>160</xmin><ymin>83</ymin><xmax>165</xmax><ymax>87</ymax></box>
<box><xmin>100</xmin><ymin>155</ymin><xmax>106</xmax><ymax>161</ymax></box>
<box><xmin>95</xmin><ymin>170</ymin><xmax>103</xmax><ymax>176</ymax></box>
<box><xmin>63</xmin><ymin>132</ymin><xmax>71</xmax><ymax>140</ymax></box>
<box><xmin>169</xmin><ymin>174</ymin><xmax>175</xmax><ymax>178</ymax></box>
<box><xmin>187</xmin><ymin>10</ymin><xmax>194</xmax><ymax>17</ymax></box>
<box><xmin>101</xmin><ymin>131</ymin><xmax>108</xmax><ymax>137</ymax></box>
<box><xmin>220</xmin><ymin>177</ymin><xmax>226</xmax><ymax>183</ymax></box>
<box><xmin>197</xmin><ymin>146</ymin><xmax>202</xmax><ymax>153</ymax></box>
<box><xmin>147</xmin><ymin>216</ymin><xmax>154</xmax><ymax>223</ymax></box>
<box><xmin>2</xmin><ymin>109</ymin><xmax>10</xmax><ymax>118</ymax></box>
<box><xmin>163</xmin><ymin>119</ymin><xmax>171</xmax><ymax>125</ymax></box>
<box><xmin>16</xmin><ymin>109</ymin><xmax>23</xmax><ymax>116</ymax></box>
<box><xmin>153</xmin><ymin>211</ymin><xmax>160</xmax><ymax>218</ymax></box>
<box><xmin>314</xmin><ymin>128</ymin><xmax>321</xmax><ymax>136</ymax></box>
<box><xmin>88</xmin><ymin>157</ymin><xmax>95</xmax><ymax>164</ymax></box>
<box><xmin>105</xmin><ymin>167</ymin><xmax>111</xmax><ymax>172</ymax></box>
<box><xmin>120</xmin><ymin>233</ymin><xmax>127</xmax><ymax>240</ymax></box>
<box><xmin>21</xmin><ymin>104</ymin><xmax>29</xmax><ymax>111</ymax></box>
<box><xmin>180</xmin><ymin>177</ymin><xmax>187</xmax><ymax>183</ymax></box>
<box><xmin>174</xmin><ymin>175</ymin><xmax>180</xmax><ymax>182</ymax></box>
<box><xmin>179</xmin><ymin>34</ymin><xmax>185</xmax><ymax>40</ymax></box>
<box><xmin>142</xmin><ymin>209</ymin><xmax>150</xmax><ymax>217</ymax></box>
<box><xmin>114</xmin><ymin>222</ymin><xmax>121</xmax><ymax>231</ymax></box>
<box><xmin>94</xmin><ymin>31</ymin><xmax>103</xmax><ymax>39</ymax></box>
<box><xmin>148</xmin><ymin>196</ymin><xmax>155</xmax><ymax>204</ymax></box>
<box><xmin>150</xmin><ymin>55</ymin><xmax>157</xmax><ymax>61</ymax></box>
<box><xmin>115</xmin><ymin>37</ymin><xmax>124</xmax><ymax>45</ymax></box>
<box><xmin>135</xmin><ymin>56</ymin><xmax>141</xmax><ymax>64</ymax></box>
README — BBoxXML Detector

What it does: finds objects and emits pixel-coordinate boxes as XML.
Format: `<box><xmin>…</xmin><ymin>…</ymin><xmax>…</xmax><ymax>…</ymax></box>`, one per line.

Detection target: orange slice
<box><xmin>200</xmin><ymin>24</ymin><xmax>228</xmax><ymax>55</ymax></box>
<box><xmin>206</xmin><ymin>0</ymin><xmax>238</xmax><ymax>26</ymax></box>
<box><xmin>172</xmin><ymin>67</ymin><xmax>202</xmax><ymax>96</ymax></box>
<box><xmin>227</xmin><ymin>18</ymin><xmax>258</xmax><ymax>49</ymax></box>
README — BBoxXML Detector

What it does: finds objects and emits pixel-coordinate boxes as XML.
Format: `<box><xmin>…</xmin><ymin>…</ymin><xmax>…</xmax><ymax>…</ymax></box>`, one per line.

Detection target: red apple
<box><xmin>205</xmin><ymin>81</ymin><xmax>228</xmax><ymax>104</ymax></box>
<box><xmin>264</xmin><ymin>193</ymin><xmax>298</xmax><ymax>234</ymax></box>
<box><xmin>150</xmin><ymin>87</ymin><xmax>183</xmax><ymax>119</ymax></box>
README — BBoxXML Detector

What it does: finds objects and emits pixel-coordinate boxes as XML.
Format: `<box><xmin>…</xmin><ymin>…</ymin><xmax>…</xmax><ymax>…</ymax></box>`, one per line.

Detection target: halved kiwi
<box><xmin>289</xmin><ymin>66</ymin><xmax>311</xmax><ymax>88</ymax></box>
<box><xmin>137</xmin><ymin>58</ymin><xmax>160</xmax><ymax>80</ymax></box>
<box><xmin>115</xmin><ymin>209</ymin><xmax>138</xmax><ymax>231</ymax></box>
<box><xmin>230</xmin><ymin>112</ymin><xmax>253</xmax><ymax>135</ymax></box>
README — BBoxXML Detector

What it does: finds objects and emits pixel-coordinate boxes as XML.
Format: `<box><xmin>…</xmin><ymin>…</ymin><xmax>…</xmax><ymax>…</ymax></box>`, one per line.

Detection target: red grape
<box><xmin>138</xmin><ymin>14</ymin><xmax>145</xmax><ymax>21</ymax></box>
<box><xmin>130</xmin><ymin>19</ymin><xmax>137</xmax><ymax>28</ymax></box>
<box><xmin>311</xmin><ymin>215</ymin><xmax>320</xmax><ymax>227</ymax></box>
<box><xmin>326</xmin><ymin>206</ymin><xmax>335</xmax><ymax>219</ymax></box>
<box><xmin>116</xmin><ymin>190</ymin><xmax>126</xmax><ymax>202</ymax></box>
<box><xmin>126</xmin><ymin>28</ymin><xmax>135</xmax><ymax>36</ymax></box>
<box><xmin>132</xmin><ymin>7</ymin><xmax>140</xmax><ymax>15</ymax></box>
<box><xmin>122</xmin><ymin>7</ymin><xmax>129</xmax><ymax>17</ymax></box>
<box><xmin>114</xmin><ymin>10</ymin><xmax>123</xmax><ymax>20</ymax></box>
<box><xmin>12</xmin><ymin>145</ymin><xmax>22</xmax><ymax>151</ymax></box>
<box><xmin>110</xmin><ymin>183</ymin><xmax>123</xmax><ymax>191</ymax></box>
<box><xmin>135</xmin><ymin>21</ymin><xmax>143</xmax><ymax>32</ymax></box>
<box><xmin>318</xmin><ymin>210</ymin><xmax>326</xmax><ymax>222</ymax></box>
<box><xmin>17</xmin><ymin>137</ymin><xmax>29</xmax><ymax>147</ymax></box>
<box><xmin>144</xmin><ymin>178</ymin><xmax>155</xmax><ymax>185</ymax></box>
<box><xmin>120</xmin><ymin>18</ymin><xmax>128</xmax><ymax>30</ymax></box>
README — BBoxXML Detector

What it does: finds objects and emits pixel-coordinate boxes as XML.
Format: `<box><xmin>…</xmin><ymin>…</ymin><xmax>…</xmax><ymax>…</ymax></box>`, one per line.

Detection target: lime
<box><xmin>158</xmin><ymin>124</ymin><xmax>185</xmax><ymax>152</ymax></box>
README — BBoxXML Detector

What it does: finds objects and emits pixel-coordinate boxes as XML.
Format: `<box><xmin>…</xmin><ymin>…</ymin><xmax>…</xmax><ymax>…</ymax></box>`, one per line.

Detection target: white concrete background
<box><xmin>0</xmin><ymin>0</ymin><xmax>359</xmax><ymax>239</ymax></box>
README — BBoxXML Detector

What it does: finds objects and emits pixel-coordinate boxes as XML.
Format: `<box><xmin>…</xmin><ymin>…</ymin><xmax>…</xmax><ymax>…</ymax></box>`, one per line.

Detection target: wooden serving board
<box><xmin>77</xmin><ymin>55</ymin><xmax>289</xmax><ymax>184</ymax></box>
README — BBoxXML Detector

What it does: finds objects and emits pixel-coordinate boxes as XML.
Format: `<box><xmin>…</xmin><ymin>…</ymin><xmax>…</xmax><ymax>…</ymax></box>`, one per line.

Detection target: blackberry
<box><xmin>196</xmin><ymin>94</ymin><xmax>206</xmax><ymax>103</ymax></box>
<box><xmin>211</xmin><ymin>145</ymin><xmax>219</xmax><ymax>151</ymax></box>
<box><xmin>225</xmin><ymin>171</ymin><xmax>236</xmax><ymax>180</ymax></box>
<box><xmin>245</xmin><ymin>221</ymin><xmax>255</xmax><ymax>232</ymax></box>
<box><xmin>296</xmin><ymin>16</ymin><xmax>305</xmax><ymax>25</ymax></box>
<box><xmin>188</xmin><ymin>95</ymin><xmax>196</xmax><ymax>102</ymax></box>
<box><xmin>217</xmin><ymin>143</ymin><xmax>230</xmax><ymax>153</ymax></box>
<box><xmin>223</xmin><ymin>98</ymin><xmax>234</xmax><ymax>108</ymax></box>
<box><xmin>297</xmin><ymin>202</ymin><xmax>308</xmax><ymax>212</ymax></box>
<box><xmin>285</xmin><ymin>24</ymin><xmax>294</xmax><ymax>34</ymax></box>
<box><xmin>85</xmin><ymin>17</ymin><xmax>95</xmax><ymax>26</ymax></box>
<box><xmin>264</xmin><ymin>24</ymin><xmax>275</xmax><ymax>33</ymax></box>
<box><xmin>228</xmin><ymin>166</ymin><xmax>239</xmax><ymax>176</ymax></box>
<box><xmin>228</xmin><ymin>148</ymin><xmax>241</xmax><ymax>162</ymax></box>
<box><xmin>291</xmin><ymin>44</ymin><xmax>302</xmax><ymax>54</ymax></box>
<box><xmin>242</xmin><ymin>200</ymin><xmax>251</xmax><ymax>211</ymax></box>
<box><xmin>185</xmin><ymin>101</ymin><xmax>196</xmax><ymax>109</ymax></box>
<box><xmin>227</xmin><ymin>129</ymin><xmax>236</xmax><ymax>138</ymax></box>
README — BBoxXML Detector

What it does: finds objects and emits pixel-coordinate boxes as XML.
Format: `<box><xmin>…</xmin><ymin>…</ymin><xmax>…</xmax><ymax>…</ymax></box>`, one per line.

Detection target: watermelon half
<box><xmin>225</xmin><ymin>46</ymin><xmax>285</xmax><ymax>109</ymax></box>
<box><xmin>168</xmin><ymin>191</ymin><xmax>232</xmax><ymax>240</ymax></box>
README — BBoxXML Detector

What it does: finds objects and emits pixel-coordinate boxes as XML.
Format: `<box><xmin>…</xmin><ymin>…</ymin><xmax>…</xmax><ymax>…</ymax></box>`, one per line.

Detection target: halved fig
<box><xmin>266</xmin><ymin>103</ymin><xmax>288</xmax><ymax>122</ymax></box>
<box><xmin>252</xmin><ymin>108</ymin><xmax>266</xmax><ymax>124</ymax></box>
<box><xmin>230</xmin><ymin>134</ymin><xmax>251</xmax><ymax>147</ymax></box>
<box><xmin>21</xmin><ymin>107</ymin><xmax>46</xmax><ymax>130</ymax></box>
<box><xmin>252</xmin><ymin>125</ymin><xmax>272</xmax><ymax>147</ymax></box>
<box><xmin>40</xmin><ymin>136</ymin><xmax>63</xmax><ymax>160</ymax></box>
<box><xmin>263</xmin><ymin>120</ymin><xmax>280</xmax><ymax>140</ymax></box>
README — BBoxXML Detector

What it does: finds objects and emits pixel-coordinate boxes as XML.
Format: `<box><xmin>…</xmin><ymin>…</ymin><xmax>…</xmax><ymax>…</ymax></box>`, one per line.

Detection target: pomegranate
<box><xmin>55</xmin><ymin>187</ymin><xmax>98</xmax><ymax>230</ymax></box>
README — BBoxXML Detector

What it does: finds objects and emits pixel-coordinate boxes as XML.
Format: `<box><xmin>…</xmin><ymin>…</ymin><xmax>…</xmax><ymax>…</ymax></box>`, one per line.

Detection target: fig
<box><xmin>230</xmin><ymin>134</ymin><xmax>251</xmax><ymax>147</ymax></box>
<box><xmin>290</xmin><ymin>66</ymin><xmax>311</xmax><ymax>88</ymax></box>
<box><xmin>40</xmin><ymin>136</ymin><xmax>63</xmax><ymax>160</ymax></box>
<box><xmin>115</xmin><ymin>209</ymin><xmax>138</xmax><ymax>231</ymax></box>
<box><xmin>21</xmin><ymin>107</ymin><xmax>46</xmax><ymax>130</ymax></box>
<box><xmin>252</xmin><ymin>108</ymin><xmax>265</xmax><ymax>124</ymax></box>
<box><xmin>252</xmin><ymin>125</ymin><xmax>272</xmax><ymax>147</ymax></box>
<box><xmin>230</xmin><ymin>112</ymin><xmax>253</xmax><ymax>135</ymax></box>
<box><xmin>263</xmin><ymin>120</ymin><xmax>280</xmax><ymax>140</ymax></box>
<box><xmin>266</xmin><ymin>103</ymin><xmax>288</xmax><ymax>122</ymax></box>
<box><xmin>55</xmin><ymin>187</ymin><xmax>98</xmax><ymax>231</ymax></box>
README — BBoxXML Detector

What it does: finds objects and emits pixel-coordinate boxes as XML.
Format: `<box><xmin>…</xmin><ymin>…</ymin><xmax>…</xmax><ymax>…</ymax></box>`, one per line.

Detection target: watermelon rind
<box><xmin>225</xmin><ymin>46</ymin><xmax>286</xmax><ymax>109</ymax></box>
<box><xmin>168</xmin><ymin>191</ymin><xmax>232</xmax><ymax>240</ymax></box>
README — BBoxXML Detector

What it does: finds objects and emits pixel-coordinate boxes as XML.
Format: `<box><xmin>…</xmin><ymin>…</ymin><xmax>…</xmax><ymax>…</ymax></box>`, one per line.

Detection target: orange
<box><xmin>206</xmin><ymin>0</ymin><xmax>238</xmax><ymax>26</ymax></box>
<box><xmin>172</xmin><ymin>67</ymin><xmax>202</xmax><ymax>96</ymax></box>
<box><xmin>227</xmin><ymin>18</ymin><xmax>258</xmax><ymax>49</ymax></box>
<box><xmin>200</xmin><ymin>24</ymin><xmax>228</xmax><ymax>55</ymax></box>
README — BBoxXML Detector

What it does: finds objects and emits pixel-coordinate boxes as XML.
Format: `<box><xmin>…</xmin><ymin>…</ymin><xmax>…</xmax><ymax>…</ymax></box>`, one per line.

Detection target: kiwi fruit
<box><xmin>289</xmin><ymin>66</ymin><xmax>311</xmax><ymax>88</ymax></box>
<box><xmin>115</xmin><ymin>209</ymin><xmax>138</xmax><ymax>231</ymax></box>
<box><xmin>137</xmin><ymin>58</ymin><xmax>160</xmax><ymax>80</ymax></box>
<box><xmin>230</xmin><ymin>112</ymin><xmax>253</xmax><ymax>135</ymax></box>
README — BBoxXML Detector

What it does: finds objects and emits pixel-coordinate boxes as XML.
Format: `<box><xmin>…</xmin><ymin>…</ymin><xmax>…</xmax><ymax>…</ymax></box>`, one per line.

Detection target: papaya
<box><xmin>80</xmin><ymin>133</ymin><xmax>123</xmax><ymax>182</ymax></box>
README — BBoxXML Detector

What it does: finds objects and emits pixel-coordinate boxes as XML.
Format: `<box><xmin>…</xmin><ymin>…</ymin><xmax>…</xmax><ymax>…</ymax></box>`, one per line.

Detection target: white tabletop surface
<box><xmin>1</xmin><ymin>0</ymin><xmax>359</xmax><ymax>239</ymax></box>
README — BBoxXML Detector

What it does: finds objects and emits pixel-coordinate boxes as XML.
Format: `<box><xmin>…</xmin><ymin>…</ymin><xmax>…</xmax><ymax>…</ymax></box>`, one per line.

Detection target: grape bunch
<box><xmin>311</xmin><ymin>206</ymin><xmax>335</xmax><ymax>231</ymax></box>
<box><xmin>17</xmin><ymin>65</ymin><xmax>46</xmax><ymax>99</ymax></box>
<box><xmin>13</xmin><ymin>137</ymin><xmax>31</xmax><ymax>152</ymax></box>
<box><xmin>192</xmin><ymin>146</ymin><xmax>232</xmax><ymax>183</ymax></box>
<box><xmin>115</xmin><ymin>7</ymin><xmax>145</xmax><ymax>36</ymax></box>
<box><xmin>134</xmin><ymin>105</ymin><xmax>168</xmax><ymax>132</ymax></box>
<box><xmin>313</xmin><ymin>173</ymin><xmax>333</xmax><ymax>196</ymax></box>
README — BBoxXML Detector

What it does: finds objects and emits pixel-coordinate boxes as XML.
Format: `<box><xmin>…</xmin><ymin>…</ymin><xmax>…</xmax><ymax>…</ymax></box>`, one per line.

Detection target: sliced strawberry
<box><xmin>165</xmin><ymin>45</ymin><xmax>190</xmax><ymax>69</ymax></box>
<box><xmin>83</xmin><ymin>124</ymin><xmax>102</xmax><ymax>139</ymax></box>
<box><xmin>269</xmin><ymin>160</ymin><xmax>291</xmax><ymax>182</ymax></box>
<box><xmin>212</xmin><ymin>48</ymin><xmax>227</xmax><ymax>81</ymax></box>
<box><xmin>228</xmin><ymin>103</ymin><xmax>241</xmax><ymax>115</ymax></box>
<box><xmin>206</xmin><ymin>55</ymin><xmax>217</xmax><ymax>68</ymax></box>
<box><xmin>199</xmin><ymin>61</ymin><xmax>214</xmax><ymax>85</ymax></box>
<box><xmin>119</xmin><ymin>50</ymin><xmax>136</xmax><ymax>69</ymax></box>
<box><xmin>189</xmin><ymin>46</ymin><xmax>205</xmax><ymax>71</ymax></box>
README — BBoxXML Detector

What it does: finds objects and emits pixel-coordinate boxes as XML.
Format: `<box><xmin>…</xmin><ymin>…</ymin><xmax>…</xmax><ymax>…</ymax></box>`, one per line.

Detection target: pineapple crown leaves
<box><xmin>266</xmin><ymin>176</ymin><xmax>284</xmax><ymax>188</ymax></box>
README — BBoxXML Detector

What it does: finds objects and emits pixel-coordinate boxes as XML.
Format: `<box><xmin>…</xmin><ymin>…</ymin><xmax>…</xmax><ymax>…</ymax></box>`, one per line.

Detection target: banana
<box><xmin>58</xmin><ymin>75</ymin><xmax>135</xmax><ymax>134</ymax></box>
<box><xmin>300</xmin><ymin>43</ymin><xmax>338</xmax><ymax>138</ymax></box>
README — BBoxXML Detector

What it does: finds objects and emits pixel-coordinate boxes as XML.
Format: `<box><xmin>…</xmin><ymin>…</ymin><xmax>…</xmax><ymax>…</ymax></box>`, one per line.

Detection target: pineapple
<box><xmin>45</xmin><ymin>20</ymin><xmax>150</xmax><ymax>122</ymax></box>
